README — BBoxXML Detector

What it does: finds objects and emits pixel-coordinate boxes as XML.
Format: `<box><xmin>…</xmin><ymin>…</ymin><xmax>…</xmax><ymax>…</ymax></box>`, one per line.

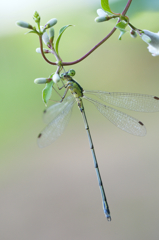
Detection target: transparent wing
<box><xmin>84</xmin><ymin>90</ymin><xmax>159</xmax><ymax>112</ymax></box>
<box><xmin>38</xmin><ymin>96</ymin><xmax>75</xmax><ymax>148</ymax></box>
<box><xmin>43</xmin><ymin>95</ymin><xmax>74</xmax><ymax>124</ymax></box>
<box><xmin>84</xmin><ymin>96</ymin><xmax>146</xmax><ymax>136</ymax></box>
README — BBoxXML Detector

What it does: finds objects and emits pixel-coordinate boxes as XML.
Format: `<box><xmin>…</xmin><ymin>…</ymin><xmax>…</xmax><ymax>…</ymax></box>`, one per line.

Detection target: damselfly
<box><xmin>37</xmin><ymin>70</ymin><xmax>159</xmax><ymax>221</ymax></box>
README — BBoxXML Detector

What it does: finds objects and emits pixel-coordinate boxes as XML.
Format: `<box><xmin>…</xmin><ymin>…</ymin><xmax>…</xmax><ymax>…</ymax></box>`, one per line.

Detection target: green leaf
<box><xmin>25</xmin><ymin>30</ymin><xmax>37</xmax><ymax>34</ymax></box>
<box><xmin>115</xmin><ymin>22</ymin><xmax>127</xmax><ymax>40</ymax></box>
<box><xmin>116</xmin><ymin>22</ymin><xmax>127</xmax><ymax>31</ymax></box>
<box><xmin>101</xmin><ymin>0</ymin><xmax>114</xmax><ymax>14</ymax></box>
<box><xmin>55</xmin><ymin>25</ymin><xmax>73</xmax><ymax>55</ymax></box>
<box><xmin>42</xmin><ymin>81</ymin><xmax>53</xmax><ymax>105</ymax></box>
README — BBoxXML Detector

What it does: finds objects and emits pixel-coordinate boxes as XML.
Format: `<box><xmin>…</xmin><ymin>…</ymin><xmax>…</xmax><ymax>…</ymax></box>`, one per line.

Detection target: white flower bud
<box><xmin>42</xmin><ymin>32</ymin><xmax>50</xmax><ymax>46</ymax></box>
<box><xmin>34</xmin><ymin>78</ymin><xmax>48</xmax><ymax>84</ymax></box>
<box><xmin>52</xmin><ymin>73</ymin><xmax>61</xmax><ymax>83</ymax></box>
<box><xmin>49</xmin><ymin>27</ymin><xmax>54</xmax><ymax>44</ymax></box>
<box><xmin>97</xmin><ymin>9</ymin><xmax>108</xmax><ymax>17</ymax></box>
<box><xmin>36</xmin><ymin>48</ymin><xmax>50</xmax><ymax>53</ymax></box>
<box><xmin>16</xmin><ymin>21</ymin><xmax>33</xmax><ymax>29</ymax></box>
<box><xmin>36</xmin><ymin>48</ymin><xmax>41</xmax><ymax>53</ymax></box>
<box><xmin>95</xmin><ymin>16</ymin><xmax>107</xmax><ymax>23</ymax></box>
<box><xmin>44</xmin><ymin>18</ymin><xmax>57</xmax><ymax>29</ymax></box>
<box><xmin>95</xmin><ymin>9</ymin><xmax>108</xmax><ymax>23</ymax></box>
<box><xmin>130</xmin><ymin>30</ymin><xmax>137</xmax><ymax>38</ymax></box>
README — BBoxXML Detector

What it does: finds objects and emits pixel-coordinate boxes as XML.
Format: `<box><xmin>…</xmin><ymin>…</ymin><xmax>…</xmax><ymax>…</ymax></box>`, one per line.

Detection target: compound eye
<box><xmin>68</xmin><ymin>69</ymin><xmax>76</xmax><ymax>76</ymax></box>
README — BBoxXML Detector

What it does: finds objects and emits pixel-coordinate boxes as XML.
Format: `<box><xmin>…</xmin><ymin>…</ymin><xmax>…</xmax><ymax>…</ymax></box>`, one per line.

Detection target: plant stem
<box><xmin>39</xmin><ymin>35</ymin><xmax>56</xmax><ymax>65</ymax></box>
<box><xmin>39</xmin><ymin>0</ymin><xmax>133</xmax><ymax>67</ymax></box>
<box><xmin>122</xmin><ymin>0</ymin><xmax>132</xmax><ymax>16</ymax></box>
<box><xmin>62</xmin><ymin>28</ymin><xmax>117</xmax><ymax>66</ymax></box>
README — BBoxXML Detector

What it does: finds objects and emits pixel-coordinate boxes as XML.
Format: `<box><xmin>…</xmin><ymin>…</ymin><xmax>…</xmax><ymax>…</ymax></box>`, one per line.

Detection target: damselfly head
<box><xmin>62</xmin><ymin>73</ymin><xmax>72</xmax><ymax>80</ymax></box>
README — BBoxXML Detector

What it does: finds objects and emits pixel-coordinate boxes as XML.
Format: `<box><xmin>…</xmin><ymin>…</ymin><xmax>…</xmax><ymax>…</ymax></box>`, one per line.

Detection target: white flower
<box><xmin>141</xmin><ymin>30</ymin><xmax>159</xmax><ymax>56</ymax></box>
<box><xmin>95</xmin><ymin>9</ymin><xmax>108</xmax><ymax>23</ymax></box>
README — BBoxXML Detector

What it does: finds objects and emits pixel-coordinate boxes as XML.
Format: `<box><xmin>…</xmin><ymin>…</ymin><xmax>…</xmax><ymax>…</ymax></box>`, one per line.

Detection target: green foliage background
<box><xmin>1</xmin><ymin>1</ymin><xmax>159</xmax><ymax>239</ymax></box>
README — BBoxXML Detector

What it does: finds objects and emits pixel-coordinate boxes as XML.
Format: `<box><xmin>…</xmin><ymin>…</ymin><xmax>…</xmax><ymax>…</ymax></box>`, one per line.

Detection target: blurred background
<box><xmin>1</xmin><ymin>0</ymin><xmax>159</xmax><ymax>239</ymax></box>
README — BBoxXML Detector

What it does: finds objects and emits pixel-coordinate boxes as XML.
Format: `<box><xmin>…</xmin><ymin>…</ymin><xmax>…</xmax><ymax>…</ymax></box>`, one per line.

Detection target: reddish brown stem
<box><xmin>39</xmin><ymin>0</ymin><xmax>133</xmax><ymax>66</ymax></box>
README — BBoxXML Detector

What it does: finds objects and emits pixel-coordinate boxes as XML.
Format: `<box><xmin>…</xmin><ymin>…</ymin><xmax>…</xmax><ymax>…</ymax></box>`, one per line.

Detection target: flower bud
<box><xmin>95</xmin><ymin>16</ymin><xmax>107</xmax><ymax>23</ymax></box>
<box><xmin>95</xmin><ymin>9</ymin><xmax>108</xmax><ymax>23</ymax></box>
<box><xmin>16</xmin><ymin>21</ymin><xmax>33</xmax><ymax>29</ymax></box>
<box><xmin>34</xmin><ymin>78</ymin><xmax>51</xmax><ymax>84</ymax></box>
<box><xmin>97</xmin><ymin>9</ymin><xmax>108</xmax><ymax>17</ymax></box>
<box><xmin>52</xmin><ymin>73</ymin><xmax>61</xmax><ymax>83</ymax></box>
<box><xmin>42</xmin><ymin>32</ymin><xmax>50</xmax><ymax>46</ymax></box>
<box><xmin>33</xmin><ymin>11</ymin><xmax>40</xmax><ymax>23</ymax></box>
<box><xmin>36</xmin><ymin>48</ymin><xmax>41</xmax><ymax>53</ymax></box>
<box><xmin>49</xmin><ymin>27</ymin><xmax>54</xmax><ymax>44</ymax></box>
<box><xmin>36</xmin><ymin>48</ymin><xmax>51</xmax><ymax>53</ymax></box>
<box><xmin>130</xmin><ymin>29</ymin><xmax>137</xmax><ymax>38</ymax></box>
<box><xmin>44</xmin><ymin>18</ymin><xmax>57</xmax><ymax>29</ymax></box>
